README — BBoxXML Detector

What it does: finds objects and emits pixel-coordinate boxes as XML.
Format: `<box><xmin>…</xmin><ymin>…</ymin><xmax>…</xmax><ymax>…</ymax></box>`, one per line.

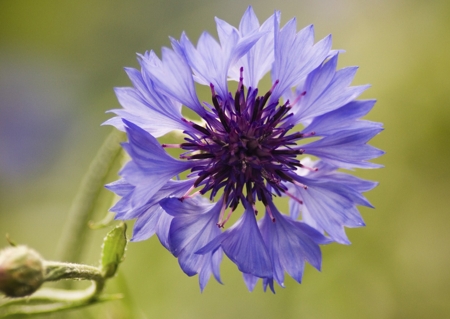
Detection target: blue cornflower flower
<box><xmin>105</xmin><ymin>7</ymin><xmax>383</xmax><ymax>292</ymax></box>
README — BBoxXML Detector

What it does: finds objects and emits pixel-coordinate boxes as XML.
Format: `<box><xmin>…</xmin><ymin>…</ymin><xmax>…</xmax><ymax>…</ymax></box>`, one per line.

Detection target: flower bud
<box><xmin>0</xmin><ymin>246</ymin><xmax>45</xmax><ymax>297</ymax></box>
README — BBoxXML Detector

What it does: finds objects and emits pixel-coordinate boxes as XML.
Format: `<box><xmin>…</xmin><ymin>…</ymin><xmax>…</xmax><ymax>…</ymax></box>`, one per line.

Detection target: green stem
<box><xmin>56</xmin><ymin>129</ymin><xmax>125</xmax><ymax>263</ymax></box>
<box><xmin>0</xmin><ymin>286</ymin><xmax>122</xmax><ymax>317</ymax></box>
<box><xmin>44</xmin><ymin>261</ymin><xmax>104</xmax><ymax>295</ymax></box>
<box><xmin>0</xmin><ymin>260</ymin><xmax>122</xmax><ymax>317</ymax></box>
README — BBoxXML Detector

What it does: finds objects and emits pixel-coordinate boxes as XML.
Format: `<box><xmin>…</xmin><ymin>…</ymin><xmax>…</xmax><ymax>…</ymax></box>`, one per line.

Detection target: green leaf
<box><xmin>100</xmin><ymin>223</ymin><xmax>127</xmax><ymax>279</ymax></box>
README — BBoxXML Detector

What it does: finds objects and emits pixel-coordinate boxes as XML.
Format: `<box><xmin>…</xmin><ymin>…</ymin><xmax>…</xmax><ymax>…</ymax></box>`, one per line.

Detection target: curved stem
<box><xmin>0</xmin><ymin>286</ymin><xmax>122</xmax><ymax>317</ymax></box>
<box><xmin>44</xmin><ymin>261</ymin><xmax>104</xmax><ymax>295</ymax></box>
<box><xmin>0</xmin><ymin>260</ymin><xmax>122</xmax><ymax>317</ymax></box>
<box><xmin>56</xmin><ymin>129</ymin><xmax>125</xmax><ymax>264</ymax></box>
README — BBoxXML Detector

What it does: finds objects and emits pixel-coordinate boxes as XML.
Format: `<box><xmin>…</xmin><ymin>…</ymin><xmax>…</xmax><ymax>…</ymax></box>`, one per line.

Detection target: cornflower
<box><xmin>106</xmin><ymin>6</ymin><xmax>383</xmax><ymax>292</ymax></box>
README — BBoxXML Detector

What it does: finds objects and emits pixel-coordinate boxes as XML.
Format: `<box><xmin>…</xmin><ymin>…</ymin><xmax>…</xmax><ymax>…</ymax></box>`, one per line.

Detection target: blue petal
<box><xmin>259</xmin><ymin>202</ymin><xmax>328</xmax><ymax>285</ymax></box>
<box><xmin>131</xmin><ymin>206</ymin><xmax>168</xmax><ymax>242</ymax></box>
<box><xmin>161</xmin><ymin>193</ymin><xmax>215</xmax><ymax>216</ymax></box>
<box><xmin>105</xmin><ymin>179</ymin><xmax>134</xmax><ymax>197</ymax></box>
<box><xmin>156</xmin><ymin>208</ymin><xmax>173</xmax><ymax>250</ymax></box>
<box><xmin>111</xmin><ymin>122</ymin><xmax>195</xmax><ymax>219</ymax></box>
<box><xmin>160</xmin><ymin>196</ymin><xmax>224</xmax><ymax>287</ymax></box>
<box><xmin>161</xmin><ymin>196</ymin><xmax>222</xmax><ymax>257</ymax></box>
<box><xmin>215</xmin><ymin>15</ymin><xmax>267</xmax><ymax>69</ymax></box>
<box><xmin>196</xmin><ymin>202</ymin><xmax>272</xmax><ymax>278</ymax></box>
<box><xmin>226</xmin><ymin>26</ymin><xmax>268</xmax><ymax>71</ymax></box>
<box><xmin>286</xmin><ymin>55</ymin><xmax>370</xmax><ymax>126</ymax></box>
<box><xmin>243</xmin><ymin>273</ymin><xmax>259</xmax><ymax>292</ymax></box>
<box><xmin>288</xmin><ymin>171</ymin><xmax>373</xmax><ymax>243</ymax></box>
<box><xmin>239</xmin><ymin>6</ymin><xmax>260</xmax><ymax>34</ymax></box>
<box><xmin>104</xmin><ymin>64</ymin><xmax>191</xmax><ymax>137</ymax></box>
<box><xmin>139</xmin><ymin>48</ymin><xmax>205</xmax><ymax>116</ymax></box>
<box><xmin>179</xmin><ymin>31</ymin><xmax>226</xmax><ymax>94</ymax></box>
<box><xmin>129</xmin><ymin>205</ymin><xmax>172</xmax><ymax>250</ymax></box>
<box><xmin>178</xmin><ymin>16</ymin><xmax>265</xmax><ymax>99</ymax></box>
<box><xmin>302</xmin><ymin>100</ymin><xmax>382</xmax><ymax>136</ymax></box>
<box><xmin>262</xmin><ymin>277</ymin><xmax>276</xmax><ymax>293</ymax></box>
<box><xmin>302</xmin><ymin>127</ymin><xmax>384</xmax><ymax>169</ymax></box>
<box><xmin>126</xmin><ymin>179</ymin><xmax>183</xmax><ymax>246</ymax></box>
<box><xmin>289</xmin><ymin>196</ymin><xmax>302</xmax><ymax>220</ymax></box>
<box><xmin>119</xmin><ymin>121</ymin><xmax>196</xmax><ymax>207</ymax></box>
<box><xmin>271</xmin><ymin>18</ymin><xmax>332</xmax><ymax>103</ymax></box>
<box><xmin>229</xmin><ymin>8</ymin><xmax>278</xmax><ymax>88</ymax></box>
<box><xmin>119</xmin><ymin>178</ymin><xmax>195</xmax><ymax>220</ymax></box>
<box><xmin>300</xmin><ymin>160</ymin><xmax>378</xmax><ymax>194</ymax></box>
<box><xmin>198</xmin><ymin>249</ymin><xmax>223</xmax><ymax>292</ymax></box>
<box><xmin>294</xmin><ymin>203</ymin><xmax>322</xmax><ymax>233</ymax></box>
<box><xmin>287</xmin><ymin>159</ymin><xmax>378</xmax><ymax>241</ymax></box>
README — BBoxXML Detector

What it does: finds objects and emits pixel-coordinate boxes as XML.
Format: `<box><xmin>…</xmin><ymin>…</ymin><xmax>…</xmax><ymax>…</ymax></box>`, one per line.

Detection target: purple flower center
<box><xmin>167</xmin><ymin>68</ymin><xmax>315</xmax><ymax>221</ymax></box>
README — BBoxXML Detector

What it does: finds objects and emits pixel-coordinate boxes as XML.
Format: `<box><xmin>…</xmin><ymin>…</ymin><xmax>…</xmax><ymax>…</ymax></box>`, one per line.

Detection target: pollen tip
<box><xmin>209</xmin><ymin>83</ymin><xmax>216</xmax><ymax>94</ymax></box>
<box><xmin>270</xmin><ymin>80</ymin><xmax>280</xmax><ymax>92</ymax></box>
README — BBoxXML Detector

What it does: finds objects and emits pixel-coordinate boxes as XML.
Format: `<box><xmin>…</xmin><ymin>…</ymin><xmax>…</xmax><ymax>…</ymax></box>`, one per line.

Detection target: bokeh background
<box><xmin>1</xmin><ymin>0</ymin><xmax>449</xmax><ymax>318</ymax></box>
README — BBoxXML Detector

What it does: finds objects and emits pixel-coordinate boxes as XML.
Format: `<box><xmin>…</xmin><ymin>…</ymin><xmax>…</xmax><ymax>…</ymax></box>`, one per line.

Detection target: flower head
<box><xmin>106</xmin><ymin>6</ymin><xmax>383</xmax><ymax>292</ymax></box>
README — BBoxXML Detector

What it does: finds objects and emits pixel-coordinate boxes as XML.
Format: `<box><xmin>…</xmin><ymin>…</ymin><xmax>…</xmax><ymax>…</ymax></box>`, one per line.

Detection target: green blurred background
<box><xmin>1</xmin><ymin>0</ymin><xmax>449</xmax><ymax>318</ymax></box>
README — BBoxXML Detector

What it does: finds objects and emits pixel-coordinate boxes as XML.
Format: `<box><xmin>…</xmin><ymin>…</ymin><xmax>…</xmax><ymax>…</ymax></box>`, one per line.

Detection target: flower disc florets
<box><xmin>180</xmin><ymin>74</ymin><xmax>307</xmax><ymax>216</ymax></box>
<box><xmin>106</xmin><ymin>6</ymin><xmax>383</xmax><ymax>292</ymax></box>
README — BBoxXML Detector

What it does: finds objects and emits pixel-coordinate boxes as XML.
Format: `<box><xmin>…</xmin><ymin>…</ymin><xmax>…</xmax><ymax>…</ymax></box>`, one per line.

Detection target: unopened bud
<box><xmin>0</xmin><ymin>246</ymin><xmax>45</xmax><ymax>297</ymax></box>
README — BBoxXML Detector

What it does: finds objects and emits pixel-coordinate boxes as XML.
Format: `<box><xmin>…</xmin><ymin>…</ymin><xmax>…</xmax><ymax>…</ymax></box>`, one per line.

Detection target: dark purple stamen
<box><xmin>180</xmin><ymin>70</ymin><xmax>311</xmax><ymax>211</ymax></box>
